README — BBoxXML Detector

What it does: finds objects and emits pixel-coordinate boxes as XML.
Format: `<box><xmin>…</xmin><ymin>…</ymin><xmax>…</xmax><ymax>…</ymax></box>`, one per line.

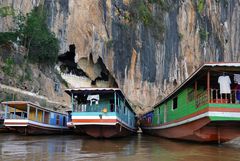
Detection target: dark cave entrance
<box><xmin>58</xmin><ymin>44</ymin><xmax>118</xmax><ymax>88</ymax></box>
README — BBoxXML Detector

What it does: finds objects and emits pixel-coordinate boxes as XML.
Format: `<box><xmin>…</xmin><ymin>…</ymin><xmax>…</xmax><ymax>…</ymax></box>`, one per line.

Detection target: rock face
<box><xmin>1</xmin><ymin>0</ymin><xmax>240</xmax><ymax>113</ymax></box>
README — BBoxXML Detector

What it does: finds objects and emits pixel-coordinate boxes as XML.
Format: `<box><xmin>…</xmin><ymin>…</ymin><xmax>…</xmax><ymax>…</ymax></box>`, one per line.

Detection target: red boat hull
<box><xmin>141</xmin><ymin>117</ymin><xmax>240</xmax><ymax>143</ymax></box>
<box><xmin>74</xmin><ymin>124</ymin><xmax>136</xmax><ymax>138</ymax></box>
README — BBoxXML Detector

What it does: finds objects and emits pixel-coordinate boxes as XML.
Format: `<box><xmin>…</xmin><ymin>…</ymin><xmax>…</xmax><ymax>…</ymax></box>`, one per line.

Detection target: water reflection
<box><xmin>0</xmin><ymin>133</ymin><xmax>240</xmax><ymax>161</ymax></box>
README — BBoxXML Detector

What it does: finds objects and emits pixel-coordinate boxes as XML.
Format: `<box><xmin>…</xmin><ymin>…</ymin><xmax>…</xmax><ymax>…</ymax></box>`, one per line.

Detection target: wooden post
<box><xmin>27</xmin><ymin>104</ymin><xmax>30</xmax><ymax>119</ymax></box>
<box><xmin>207</xmin><ymin>71</ymin><xmax>210</xmax><ymax>102</ymax></box>
<box><xmin>35</xmin><ymin>108</ymin><xmax>38</xmax><ymax>122</ymax></box>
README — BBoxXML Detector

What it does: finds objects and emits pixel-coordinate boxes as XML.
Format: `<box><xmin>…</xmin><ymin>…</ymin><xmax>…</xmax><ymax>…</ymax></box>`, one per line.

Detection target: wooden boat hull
<box><xmin>73</xmin><ymin>123</ymin><xmax>136</xmax><ymax>138</ymax></box>
<box><xmin>141</xmin><ymin>117</ymin><xmax>240</xmax><ymax>143</ymax></box>
<box><xmin>4</xmin><ymin>119</ymin><xmax>71</xmax><ymax>135</ymax></box>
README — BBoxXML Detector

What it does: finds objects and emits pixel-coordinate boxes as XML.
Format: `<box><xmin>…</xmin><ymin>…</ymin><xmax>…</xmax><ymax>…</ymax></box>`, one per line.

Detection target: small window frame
<box><xmin>172</xmin><ymin>97</ymin><xmax>178</xmax><ymax>110</ymax></box>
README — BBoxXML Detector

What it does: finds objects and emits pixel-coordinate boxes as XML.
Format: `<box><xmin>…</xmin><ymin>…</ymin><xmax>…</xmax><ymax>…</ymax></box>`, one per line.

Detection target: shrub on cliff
<box><xmin>128</xmin><ymin>0</ymin><xmax>170</xmax><ymax>42</ymax></box>
<box><xmin>0</xmin><ymin>6</ymin><xmax>59</xmax><ymax>65</ymax></box>
<box><xmin>23</xmin><ymin>6</ymin><xmax>59</xmax><ymax>65</ymax></box>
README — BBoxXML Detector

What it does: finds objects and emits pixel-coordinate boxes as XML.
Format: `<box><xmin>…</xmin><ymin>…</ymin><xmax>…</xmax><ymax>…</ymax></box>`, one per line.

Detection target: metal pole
<box><xmin>71</xmin><ymin>92</ymin><xmax>74</xmax><ymax>112</ymax></box>
<box><xmin>5</xmin><ymin>105</ymin><xmax>8</xmax><ymax>119</ymax></box>
<box><xmin>114</xmin><ymin>92</ymin><xmax>116</xmax><ymax>112</ymax></box>
<box><xmin>42</xmin><ymin>111</ymin><xmax>45</xmax><ymax>123</ymax></box>
<box><xmin>207</xmin><ymin>71</ymin><xmax>210</xmax><ymax>102</ymax></box>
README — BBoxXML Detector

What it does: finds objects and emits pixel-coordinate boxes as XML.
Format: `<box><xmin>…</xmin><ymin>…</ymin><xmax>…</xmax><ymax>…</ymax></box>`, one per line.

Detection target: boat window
<box><xmin>110</xmin><ymin>99</ymin><xmax>114</xmax><ymax>112</ymax></box>
<box><xmin>63</xmin><ymin>116</ymin><xmax>66</xmax><ymax>126</ymax></box>
<box><xmin>44</xmin><ymin>112</ymin><xmax>50</xmax><ymax>124</ymax></box>
<box><xmin>56</xmin><ymin>115</ymin><xmax>60</xmax><ymax>125</ymax></box>
<box><xmin>172</xmin><ymin>97</ymin><xmax>178</xmax><ymax>110</ymax></box>
<box><xmin>187</xmin><ymin>89</ymin><xmax>194</xmax><ymax>102</ymax></box>
<box><xmin>50</xmin><ymin>113</ymin><xmax>54</xmax><ymax>119</ymax></box>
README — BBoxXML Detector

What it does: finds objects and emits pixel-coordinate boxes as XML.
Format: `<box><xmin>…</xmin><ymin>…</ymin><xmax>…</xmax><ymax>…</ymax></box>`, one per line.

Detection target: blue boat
<box><xmin>1</xmin><ymin>101</ymin><xmax>71</xmax><ymax>135</ymax></box>
<box><xmin>65</xmin><ymin>88</ymin><xmax>137</xmax><ymax>138</ymax></box>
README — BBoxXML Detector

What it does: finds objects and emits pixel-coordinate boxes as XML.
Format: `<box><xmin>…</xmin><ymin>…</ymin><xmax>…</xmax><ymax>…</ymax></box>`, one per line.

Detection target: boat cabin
<box><xmin>65</xmin><ymin>88</ymin><xmax>136</xmax><ymax>127</ymax></box>
<box><xmin>148</xmin><ymin>63</ymin><xmax>240</xmax><ymax>126</ymax></box>
<box><xmin>2</xmin><ymin>101</ymin><xmax>68</xmax><ymax>127</ymax></box>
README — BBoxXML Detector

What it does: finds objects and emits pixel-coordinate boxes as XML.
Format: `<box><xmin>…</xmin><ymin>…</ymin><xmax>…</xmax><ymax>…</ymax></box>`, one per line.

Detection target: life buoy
<box><xmin>102</xmin><ymin>108</ymin><xmax>108</xmax><ymax>113</ymax></box>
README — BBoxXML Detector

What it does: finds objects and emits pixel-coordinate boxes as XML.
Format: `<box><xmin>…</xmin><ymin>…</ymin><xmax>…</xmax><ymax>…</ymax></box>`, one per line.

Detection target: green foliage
<box><xmin>0</xmin><ymin>11</ymin><xmax>25</xmax><ymax>45</ymax></box>
<box><xmin>128</xmin><ymin>0</ymin><xmax>168</xmax><ymax>41</ymax></box>
<box><xmin>2</xmin><ymin>57</ymin><xmax>14</xmax><ymax>76</ymax></box>
<box><xmin>138</xmin><ymin>2</ymin><xmax>153</xmax><ymax>26</ymax></box>
<box><xmin>24</xmin><ymin>6</ymin><xmax>59</xmax><ymax>65</ymax></box>
<box><xmin>13</xmin><ymin>11</ymin><xmax>26</xmax><ymax>44</ymax></box>
<box><xmin>0</xmin><ymin>6</ymin><xmax>15</xmax><ymax>17</ymax></box>
<box><xmin>0</xmin><ymin>6</ymin><xmax>59</xmax><ymax>65</ymax></box>
<box><xmin>199</xmin><ymin>27</ymin><xmax>209</xmax><ymax>42</ymax></box>
<box><xmin>106</xmin><ymin>39</ymin><xmax>114</xmax><ymax>48</ymax></box>
<box><xmin>197</xmin><ymin>0</ymin><xmax>205</xmax><ymax>13</ymax></box>
<box><xmin>129</xmin><ymin>0</ymin><xmax>153</xmax><ymax>26</ymax></box>
<box><xmin>178</xmin><ymin>33</ymin><xmax>183</xmax><ymax>41</ymax></box>
<box><xmin>148</xmin><ymin>0</ymin><xmax>170</xmax><ymax>11</ymax></box>
<box><xmin>0</xmin><ymin>32</ymin><xmax>17</xmax><ymax>44</ymax></box>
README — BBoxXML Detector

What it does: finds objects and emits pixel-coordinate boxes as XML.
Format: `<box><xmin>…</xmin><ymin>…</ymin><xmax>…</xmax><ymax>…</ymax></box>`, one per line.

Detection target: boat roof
<box><xmin>1</xmin><ymin>101</ymin><xmax>67</xmax><ymax>115</ymax></box>
<box><xmin>65</xmin><ymin>87</ymin><xmax>121</xmax><ymax>92</ymax></box>
<box><xmin>65</xmin><ymin>88</ymin><xmax>136</xmax><ymax>114</ymax></box>
<box><xmin>153</xmin><ymin>62</ymin><xmax>240</xmax><ymax>109</ymax></box>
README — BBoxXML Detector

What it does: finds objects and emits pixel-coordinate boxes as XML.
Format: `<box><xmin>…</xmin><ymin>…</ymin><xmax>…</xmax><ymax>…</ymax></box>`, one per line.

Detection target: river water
<box><xmin>0</xmin><ymin>133</ymin><xmax>240</xmax><ymax>161</ymax></box>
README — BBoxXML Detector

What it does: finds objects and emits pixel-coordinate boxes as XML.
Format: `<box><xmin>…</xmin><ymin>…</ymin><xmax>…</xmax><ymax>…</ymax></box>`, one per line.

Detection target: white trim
<box><xmin>4</xmin><ymin>119</ymin><xmax>68</xmax><ymax>129</ymax></box>
<box><xmin>204</xmin><ymin>63</ymin><xmax>240</xmax><ymax>67</ymax></box>
<box><xmin>72</xmin><ymin>116</ymin><xmax>117</xmax><ymax>119</ymax></box>
<box><xmin>66</xmin><ymin>87</ymin><xmax>120</xmax><ymax>91</ymax></box>
<box><xmin>143</xmin><ymin>111</ymin><xmax>240</xmax><ymax>130</ymax></box>
<box><xmin>71</xmin><ymin>122</ymin><xmax>116</xmax><ymax>126</ymax></box>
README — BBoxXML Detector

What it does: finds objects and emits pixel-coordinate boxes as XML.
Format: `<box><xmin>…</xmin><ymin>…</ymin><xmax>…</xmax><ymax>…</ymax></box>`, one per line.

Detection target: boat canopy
<box><xmin>153</xmin><ymin>62</ymin><xmax>240</xmax><ymax>109</ymax></box>
<box><xmin>65</xmin><ymin>88</ymin><xmax>135</xmax><ymax>114</ymax></box>
<box><xmin>1</xmin><ymin>101</ymin><xmax>66</xmax><ymax>115</ymax></box>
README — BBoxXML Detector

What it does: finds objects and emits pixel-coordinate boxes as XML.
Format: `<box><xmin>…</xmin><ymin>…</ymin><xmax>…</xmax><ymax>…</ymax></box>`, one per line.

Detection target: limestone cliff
<box><xmin>1</xmin><ymin>0</ymin><xmax>240</xmax><ymax>113</ymax></box>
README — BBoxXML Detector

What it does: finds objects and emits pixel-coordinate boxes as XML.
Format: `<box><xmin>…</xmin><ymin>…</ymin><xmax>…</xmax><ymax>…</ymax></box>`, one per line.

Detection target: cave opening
<box><xmin>58</xmin><ymin>44</ymin><xmax>88</xmax><ymax>77</ymax></box>
<box><xmin>90</xmin><ymin>54</ymin><xmax>118</xmax><ymax>88</ymax></box>
<box><xmin>58</xmin><ymin>45</ymin><xmax>118</xmax><ymax>88</ymax></box>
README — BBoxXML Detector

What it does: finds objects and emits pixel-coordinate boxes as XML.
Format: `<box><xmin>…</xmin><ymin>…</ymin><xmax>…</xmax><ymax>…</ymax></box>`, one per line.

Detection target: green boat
<box><xmin>140</xmin><ymin>63</ymin><xmax>240</xmax><ymax>143</ymax></box>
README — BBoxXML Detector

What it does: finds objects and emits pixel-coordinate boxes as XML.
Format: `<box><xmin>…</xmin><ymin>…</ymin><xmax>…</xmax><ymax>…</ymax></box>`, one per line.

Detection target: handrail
<box><xmin>210</xmin><ymin>88</ymin><xmax>240</xmax><ymax>104</ymax></box>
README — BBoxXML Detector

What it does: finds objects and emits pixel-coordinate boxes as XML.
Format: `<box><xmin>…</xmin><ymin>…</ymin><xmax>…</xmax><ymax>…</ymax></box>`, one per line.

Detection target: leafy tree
<box><xmin>23</xmin><ymin>6</ymin><xmax>59</xmax><ymax>65</ymax></box>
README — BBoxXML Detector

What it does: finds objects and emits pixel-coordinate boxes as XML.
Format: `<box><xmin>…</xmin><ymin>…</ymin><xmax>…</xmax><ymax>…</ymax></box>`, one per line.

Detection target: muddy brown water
<box><xmin>0</xmin><ymin>133</ymin><xmax>240</xmax><ymax>161</ymax></box>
